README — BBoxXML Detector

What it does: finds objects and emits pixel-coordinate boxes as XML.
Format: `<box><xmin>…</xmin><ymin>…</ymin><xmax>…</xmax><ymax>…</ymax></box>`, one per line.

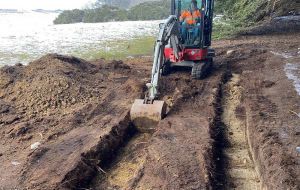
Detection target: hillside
<box><xmin>99</xmin><ymin>0</ymin><xmax>155</xmax><ymax>9</ymax></box>
<box><xmin>54</xmin><ymin>1</ymin><xmax>170</xmax><ymax>24</ymax></box>
<box><xmin>215</xmin><ymin>0</ymin><xmax>299</xmax><ymax>25</ymax></box>
<box><xmin>54</xmin><ymin>0</ymin><xmax>298</xmax><ymax>26</ymax></box>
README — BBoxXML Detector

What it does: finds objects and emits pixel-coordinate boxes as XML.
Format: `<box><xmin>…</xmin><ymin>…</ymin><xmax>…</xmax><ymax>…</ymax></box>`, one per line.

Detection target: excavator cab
<box><xmin>163</xmin><ymin>0</ymin><xmax>215</xmax><ymax>79</ymax></box>
<box><xmin>172</xmin><ymin>0</ymin><xmax>213</xmax><ymax>48</ymax></box>
<box><xmin>178</xmin><ymin>0</ymin><xmax>204</xmax><ymax>46</ymax></box>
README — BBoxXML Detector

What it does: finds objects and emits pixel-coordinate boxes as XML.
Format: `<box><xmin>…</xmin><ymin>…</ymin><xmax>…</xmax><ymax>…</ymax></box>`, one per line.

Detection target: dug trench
<box><xmin>220</xmin><ymin>74</ymin><xmax>260</xmax><ymax>189</ymax></box>
<box><xmin>61</xmin><ymin>65</ymin><xmax>229</xmax><ymax>189</ymax></box>
<box><xmin>58</xmin><ymin>60</ymin><xmax>262</xmax><ymax>189</ymax></box>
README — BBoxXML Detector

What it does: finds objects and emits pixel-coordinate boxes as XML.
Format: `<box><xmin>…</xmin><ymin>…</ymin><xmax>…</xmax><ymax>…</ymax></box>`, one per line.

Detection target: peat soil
<box><xmin>0</xmin><ymin>33</ymin><xmax>299</xmax><ymax>189</ymax></box>
<box><xmin>214</xmin><ymin>33</ymin><xmax>300</xmax><ymax>189</ymax></box>
<box><xmin>0</xmin><ymin>55</ymin><xmax>146</xmax><ymax>189</ymax></box>
<box><xmin>88</xmin><ymin>64</ymin><xmax>228</xmax><ymax>189</ymax></box>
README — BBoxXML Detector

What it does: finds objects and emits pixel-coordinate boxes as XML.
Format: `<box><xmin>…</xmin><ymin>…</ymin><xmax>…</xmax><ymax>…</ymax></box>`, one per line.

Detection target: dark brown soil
<box><xmin>129</xmin><ymin>71</ymin><xmax>224</xmax><ymax>189</ymax></box>
<box><xmin>0</xmin><ymin>54</ymin><xmax>144</xmax><ymax>189</ymax></box>
<box><xmin>0</xmin><ymin>32</ymin><xmax>299</xmax><ymax>190</ymax></box>
<box><xmin>214</xmin><ymin>33</ymin><xmax>300</xmax><ymax>189</ymax></box>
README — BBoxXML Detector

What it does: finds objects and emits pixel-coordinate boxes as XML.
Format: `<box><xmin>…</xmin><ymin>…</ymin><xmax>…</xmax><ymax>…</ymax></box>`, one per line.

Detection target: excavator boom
<box><xmin>130</xmin><ymin>15</ymin><xmax>180</xmax><ymax>131</ymax></box>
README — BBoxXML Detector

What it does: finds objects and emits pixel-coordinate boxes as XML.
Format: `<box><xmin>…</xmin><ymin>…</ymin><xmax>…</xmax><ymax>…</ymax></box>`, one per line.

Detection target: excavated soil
<box><xmin>0</xmin><ymin>30</ymin><xmax>300</xmax><ymax>189</ymax></box>
<box><xmin>0</xmin><ymin>54</ymin><xmax>146</xmax><ymax>189</ymax></box>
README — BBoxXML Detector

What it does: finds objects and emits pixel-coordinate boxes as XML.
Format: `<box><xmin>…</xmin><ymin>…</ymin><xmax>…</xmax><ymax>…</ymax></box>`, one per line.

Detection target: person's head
<box><xmin>191</xmin><ymin>0</ymin><xmax>198</xmax><ymax>11</ymax></box>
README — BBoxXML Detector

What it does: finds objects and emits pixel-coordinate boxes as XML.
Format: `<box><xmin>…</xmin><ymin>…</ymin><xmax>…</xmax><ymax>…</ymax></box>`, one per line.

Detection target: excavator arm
<box><xmin>146</xmin><ymin>15</ymin><xmax>180</xmax><ymax>102</ymax></box>
<box><xmin>130</xmin><ymin>15</ymin><xmax>181</xmax><ymax>131</ymax></box>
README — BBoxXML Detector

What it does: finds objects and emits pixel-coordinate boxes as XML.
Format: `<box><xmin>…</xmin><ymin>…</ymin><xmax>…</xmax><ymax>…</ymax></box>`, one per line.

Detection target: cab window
<box><xmin>180</xmin><ymin>0</ymin><xmax>202</xmax><ymax>11</ymax></box>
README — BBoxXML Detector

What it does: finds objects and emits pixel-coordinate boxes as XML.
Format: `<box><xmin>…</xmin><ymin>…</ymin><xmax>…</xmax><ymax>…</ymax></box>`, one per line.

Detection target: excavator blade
<box><xmin>130</xmin><ymin>99</ymin><xmax>167</xmax><ymax>132</ymax></box>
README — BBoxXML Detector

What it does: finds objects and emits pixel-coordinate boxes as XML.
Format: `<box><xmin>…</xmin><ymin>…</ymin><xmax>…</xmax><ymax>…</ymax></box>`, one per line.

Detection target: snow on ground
<box><xmin>271</xmin><ymin>50</ymin><xmax>300</xmax><ymax>97</ymax></box>
<box><xmin>0</xmin><ymin>12</ymin><xmax>160</xmax><ymax>66</ymax></box>
<box><xmin>285</xmin><ymin>63</ymin><xmax>300</xmax><ymax>96</ymax></box>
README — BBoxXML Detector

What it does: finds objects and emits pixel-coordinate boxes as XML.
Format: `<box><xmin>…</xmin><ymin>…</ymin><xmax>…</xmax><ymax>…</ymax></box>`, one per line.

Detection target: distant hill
<box><xmin>54</xmin><ymin>0</ymin><xmax>298</xmax><ymax>25</ymax></box>
<box><xmin>96</xmin><ymin>0</ymin><xmax>156</xmax><ymax>9</ymax></box>
<box><xmin>32</xmin><ymin>9</ymin><xmax>62</xmax><ymax>14</ymax></box>
<box><xmin>54</xmin><ymin>1</ymin><xmax>170</xmax><ymax>24</ymax></box>
<box><xmin>0</xmin><ymin>9</ymin><xmax>19</xmax><ymax>13</ymax></box>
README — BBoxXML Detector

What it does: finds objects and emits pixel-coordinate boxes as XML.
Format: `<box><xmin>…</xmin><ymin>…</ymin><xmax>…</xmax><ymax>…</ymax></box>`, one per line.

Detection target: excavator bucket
<box><xmin>130</xmin><ymin>99</ymin><xmax>167</xmax><ymax>132</ymax></box>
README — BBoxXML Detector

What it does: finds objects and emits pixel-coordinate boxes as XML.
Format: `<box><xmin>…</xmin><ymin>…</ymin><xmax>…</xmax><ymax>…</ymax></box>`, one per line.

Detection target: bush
<box><xmin>53</xmin><ymin>9</ymin><xmax>85</xmax><ymax>24</ymax></box>
<box><xmin>128</xmin><ymin>1</ymin><xmax>170</xmax><ymax>20</ymax></box>
<box><xmin>214</xmin><ymin>0</ymin><xmax>298</xmax><ymax>27</ymax></box>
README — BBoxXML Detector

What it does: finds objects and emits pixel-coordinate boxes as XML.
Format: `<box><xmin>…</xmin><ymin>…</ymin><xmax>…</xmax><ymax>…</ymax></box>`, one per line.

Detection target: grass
<box><xmin>212</xmin><ymin>0</ymin><xmax>273</xmax><ymax>39</ymax></box>
<box><xmin>0</xmin><ymin>52</ymin><xmax>32</xmax><ymax>66</ymax></box>
<box><xmin>1</xmin><ymin>37</ymin><xmax>156</xmax><ymax>66</ymax></box>
<box><xmin>212</xmin><ymin>21</ymin><xmax>243</xmax><ymax>40</ymax></box>
<box><xmin>79</xmin><ymin>36</ymin><xmax>156</xmax><ymax>60</ymax></box>
<box><xmin>78</xmin><ymin>22</ymin><xmax>241</xmax><ymax>62</ymax></box>
<box><xmin>79</xmin><ymin>23</ymin><xmax>242</xmax><ymax>61</ymax></box>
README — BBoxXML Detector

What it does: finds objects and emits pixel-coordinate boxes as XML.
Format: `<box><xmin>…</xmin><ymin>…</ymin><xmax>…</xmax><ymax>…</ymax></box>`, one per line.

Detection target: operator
<box><xmin>180</xmin><ymin>0</ymin><xmax>201</xmax><ymax>43</ymax></box>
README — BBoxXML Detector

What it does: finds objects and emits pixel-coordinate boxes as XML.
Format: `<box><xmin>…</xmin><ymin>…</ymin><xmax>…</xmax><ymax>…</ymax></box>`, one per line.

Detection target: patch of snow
<box><xmin>30</xmin><ymin>142</ymin><xmax>41</xmax><ymax>150</ymax></box>
<box><xmin>226</xmin><ymin>50</ymin><xmax>235</xmax><ymax>55</ymax></box>
<box><xmin>0</xmin><ymin>12</ymin><xmax>161</xmax><ymax>66</ymax></box>
<box><xmin>273</xmin><ymin>15</ymin><xmax>300</xmax><ymax>22</ymax></box>
<box><xmin>213</xmin><ymin>14</ymin><xmax>224</xmax><ymax>22</ymax></box>
<box><xmin>11</xmin><ymin>161</ymin><xmax>21</xmax><ymax>166</ymax></box>
<box><xmin>271</xmin><ymin>51</ymin><xmax>294</xmax><ymax>59</ymax></box>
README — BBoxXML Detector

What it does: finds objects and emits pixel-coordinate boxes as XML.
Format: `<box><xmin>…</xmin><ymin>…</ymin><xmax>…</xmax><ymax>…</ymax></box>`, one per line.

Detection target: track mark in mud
<box><xmin>222</xmin><ymin>74</ymin><xmax>260</xmax><ymax>189</ymax></box>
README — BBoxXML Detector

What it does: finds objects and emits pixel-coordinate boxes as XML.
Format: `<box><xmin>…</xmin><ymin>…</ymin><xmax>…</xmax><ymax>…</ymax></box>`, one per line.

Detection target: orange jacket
<box><xmin>180</xmin><ymin>9</ymin><xmax>201</xmax><ymax>25</ymax></box>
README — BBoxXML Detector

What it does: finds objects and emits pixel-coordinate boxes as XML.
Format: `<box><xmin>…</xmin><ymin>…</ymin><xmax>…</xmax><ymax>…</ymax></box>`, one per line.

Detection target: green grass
<box><xmin>79</xmin><ymin>36</ymin><xmax>155</xmax><ymax>60</ymax></box>
<box><xmin>79</xmin><ymin>25</ymin><xmax>242</xmax><ymax>61</ymax></box>
<box><xmin>79</xmin><ymin>24</ymin><xmax>240</xmax><ymax>61</ymax></box>
<box><xmin>212</xmin><ymin>21</ymin><xmax>243</xmax><ymax>40</ymax></box>
<box><xmin>0</xmin><ymin>52</ymin><xmax>32</xmax><ymax>65</ymax></box>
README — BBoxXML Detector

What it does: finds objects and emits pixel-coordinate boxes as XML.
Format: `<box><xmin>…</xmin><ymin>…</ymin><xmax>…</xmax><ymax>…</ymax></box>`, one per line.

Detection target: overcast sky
<box><xmin>0</xmin><ymin>0</ymin><xmax>96</xmax><ymax>10</ymax></box>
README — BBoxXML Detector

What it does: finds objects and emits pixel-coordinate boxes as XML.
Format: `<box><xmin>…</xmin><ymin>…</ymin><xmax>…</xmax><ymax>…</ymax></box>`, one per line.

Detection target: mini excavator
<box><xmin>131</xmin><ymin>0</ymin><xmax>215</xmax><ymax>130</ymax></box>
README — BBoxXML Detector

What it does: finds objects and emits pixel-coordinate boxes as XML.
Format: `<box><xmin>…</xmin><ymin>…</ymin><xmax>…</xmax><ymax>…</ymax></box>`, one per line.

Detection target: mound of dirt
<box><xmin>0</xmin><ymin>54</ymin><xmax>132</xmax><ymax>120</ymax></box>
<box><xmin>0</xmin><ymin>54</ymin><xmax>142</xmax><ymax>189</ymax></box>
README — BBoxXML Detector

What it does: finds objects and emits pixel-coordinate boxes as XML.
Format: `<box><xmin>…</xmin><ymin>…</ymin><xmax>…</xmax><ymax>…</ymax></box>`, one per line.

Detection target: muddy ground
<box><xmin>0</xmin><ymin>32</ymin><xmax>300</xmax><ymax>189</ymax></box>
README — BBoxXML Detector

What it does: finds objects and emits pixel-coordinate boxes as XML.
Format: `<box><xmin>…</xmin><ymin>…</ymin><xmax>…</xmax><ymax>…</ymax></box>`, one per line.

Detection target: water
<box><xmin>285</xmin><ymin>63</ymin><xmax>300</xmax><ymax>96</ymax></box>
<box><xmin>0</xmin><ymin>12</ymin><xmax>160</xmax><ymax>66</ymax></box>
<box><xmin>271</xmin><ymin>50</ymin><xmax>300</xmax><ymax>97</ymax></box>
